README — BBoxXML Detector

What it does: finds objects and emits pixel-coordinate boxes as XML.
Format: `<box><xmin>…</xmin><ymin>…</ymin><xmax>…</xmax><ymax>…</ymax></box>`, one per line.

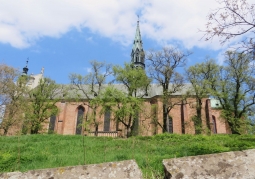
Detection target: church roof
<box><xmin>63</xmin><ymin>83</ymin><xmax>193</xmax><ymax>99</ymax></box>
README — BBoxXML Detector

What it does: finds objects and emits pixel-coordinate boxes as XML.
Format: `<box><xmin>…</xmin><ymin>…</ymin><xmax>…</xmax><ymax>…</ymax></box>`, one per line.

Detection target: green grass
<box><xmin>1</xmin><ymin>133</ymin><xmax>255</xmax><ymax>178</ymax></box>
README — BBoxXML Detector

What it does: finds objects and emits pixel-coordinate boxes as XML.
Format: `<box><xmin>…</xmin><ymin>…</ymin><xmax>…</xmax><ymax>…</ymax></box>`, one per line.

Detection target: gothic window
<box><xmin>104</xmin><ymin>110</ymin><xmax>111</xmax><ymax>132</ymax></box>
<box><xmin>181</xmin><ymin>102</ymin><xmax>185</xmax><ymax>134</ymax></box>
<box><xmin>168</xmin><ymin>116</ymin><xmax>173</xmax><ymax>133</ymax></box>
<box><xmin>48</xmin><ymin>115</ymin><xmax>56</xmax><ymax>134</ymax></box>
<box><xmin>76</xmin><ymin>106</ymin><xmax>84</xmax><ymax>135</ymax></box>
<box><xmin>212</xmin><ymin>115</ymin><xmax>217</xmax><ymax>134</ymax></box>
<box><xmin>151</xmin><ymin>104</ymin><xmax>158</xmax><ymax>135</ymax></box>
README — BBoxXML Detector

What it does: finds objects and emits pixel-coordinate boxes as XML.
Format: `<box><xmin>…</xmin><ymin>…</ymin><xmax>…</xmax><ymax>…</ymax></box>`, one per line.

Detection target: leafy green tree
<box><xmin>146</xmin><ymin>47</ymin><xmax>191</xmax><ymax>133</ymax></box>
<box><xmin>112</xmin><ymin>63</ymin><xmax>151</xmax><ymax>135</ymax></box>
<box><xmin>186</xmin><ymin>59</ymin><xmax>220</xmax><ymax>134</ymax></box>
<box><xmin>113</xmin><ymin>63</ymin><xmax>151</xmax><ymax>97</ymax></box>
<box><xmin>0</xmin><ymin>64</ymin><xmax>27</xmax><ymax>135</ymax></box>
<box><xmin>69</xmin><ymin>60</ymin><xmax>112</xmax><ymax>136</ymax></box>
<box><xmin>211</xmin><ymin>51</ymin><xmax>255</xmax><ymax>134</ymax></box>
<box><xmin>24</xmin><ymin>78</ymin><xmax>63</xmax><ymax>134</ymax></box>
<box><xmin>91</xmin><ymin>86</ymin><xmax>142</xmax><ymax>137</ymax></box>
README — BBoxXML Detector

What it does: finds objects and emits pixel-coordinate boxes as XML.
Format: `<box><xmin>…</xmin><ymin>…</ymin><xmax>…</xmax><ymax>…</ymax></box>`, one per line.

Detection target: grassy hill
<box><xmin>1</xmin><ymin>134</ymin><xmax>255</xmax><ymax>178</ymax></box>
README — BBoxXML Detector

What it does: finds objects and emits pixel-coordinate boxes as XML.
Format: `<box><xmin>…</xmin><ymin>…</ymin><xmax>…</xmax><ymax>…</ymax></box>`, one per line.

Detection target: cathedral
<box><xmin>2</xmin><ymin>21</ymin><xmax>230</xmax><ymax>136</ymax></box>
<box><xmin>45</xmin><ymin>20</ymin><xmax>229</xmax><ymax>136</ymax></box>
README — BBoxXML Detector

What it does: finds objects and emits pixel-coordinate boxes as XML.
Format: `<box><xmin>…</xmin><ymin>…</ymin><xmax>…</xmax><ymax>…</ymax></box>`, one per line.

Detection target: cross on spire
<box><xmin>22</xmin><ymin>58</ymin><xmax>29</xmax><ymax>75</ymax></box>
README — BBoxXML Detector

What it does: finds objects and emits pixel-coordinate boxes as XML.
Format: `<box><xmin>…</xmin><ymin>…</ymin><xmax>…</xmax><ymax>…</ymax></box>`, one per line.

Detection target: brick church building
<box><xmin>2</xmin><ymin>21</ymin><xmax>230</xmax><ymax>136</ymax></box>
<box><xmin>45</xmin><ymin>21</ymin><xmax>229</xmax><ymax>137</ymax></box>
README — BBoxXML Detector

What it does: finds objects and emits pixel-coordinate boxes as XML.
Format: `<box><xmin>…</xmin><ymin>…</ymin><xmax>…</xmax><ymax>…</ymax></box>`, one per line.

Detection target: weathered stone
<box><xmin>163</xmin><ymin>149</ymin><xmax>255</xmax><ymax>179</ymax></box>
<box><xmin>1</xmin><ymin>160</ymin><xmax>142</xmax><ymax>179</ymax></box>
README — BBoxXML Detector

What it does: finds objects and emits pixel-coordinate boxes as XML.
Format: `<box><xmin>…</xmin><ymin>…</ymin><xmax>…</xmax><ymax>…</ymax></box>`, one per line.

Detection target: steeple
<box><xmin>131</xmin><ymin>19</ymin><xmax>145</xmax><ymax>69</ymax></box>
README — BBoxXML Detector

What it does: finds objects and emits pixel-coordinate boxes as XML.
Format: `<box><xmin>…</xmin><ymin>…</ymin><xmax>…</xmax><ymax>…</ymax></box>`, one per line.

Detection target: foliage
<box><xmin>146</xmin><ymin>47</ymin><xmax>191</xmax><ymax>133</ymax></box>
<box><xmin>70</xmin><ymin>60</ymin><xmax>112</xmax><ymax>99</ymax></box>
<box><xmin>1</xmin><ymin>134</ymin><xmax>255</xmax><ymax>178</ymax></box>
<box><xmin>111</xmin><ymin>63</ymin><xmax>151</xmax><ymax>137</ymax></box>
<box><xmin>69</xmin><ymin>60</ymin><xmax>112</xmax><ymax>135</ymax></box>
<box><xmin>0</xmin><ymin>64</ymin><xmax>27</xmax><ymax>135</ymax></box>
<box><xmin>185</xmin><ymin>51</ymin><xmax>255</xmax><ymax>134</ymax></box>
<box><xmin>91</xmin><ymin>86</ymin><xmax>143</xmax><ymax>137</ymax></box>
<box><xmin>113</xmin><ymin>63</ymin><xmax>151</xmax><ymax>97</ymax></box>
<box><xmin>186</xmin><ymin>59</ymin><xmax>220</xmax><ymax>134</ymax></box>
<box><xmin>24</xmin><ymin>78</ymin><xmax>62</xmax><ymax>134</ymax></box>
<box><xmin>211</xmin><ymin>51</ymin><xmax>255</xmax><ymax>134</ymax></box>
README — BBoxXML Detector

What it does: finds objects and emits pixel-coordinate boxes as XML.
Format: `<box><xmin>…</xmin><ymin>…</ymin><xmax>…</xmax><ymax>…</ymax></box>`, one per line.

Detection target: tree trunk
<box><xmin>194</xmin><ymin>99</ymin><xmax>202</xmax><ymax>134</ymax></box>
<box><xmin>130</xmin><ymin>112</ymin><xmax>139</xmax><ymax>136</ymax></box>
<box><xmin>126</xmin><ymin>125</ymin><xmax>131</xmax><ymax>138</ymax></box>
<box><xmin>3</xmin><ymin>128</ymin><xmax>8</xmax><ymax>135</ymax></box>
<box><xmin>30</xmin><ymin>123</ymin><xmax>40</xmax><ymax>134</ymax></box>
<box><xmin>93</xmin><ymin>109</ymin><xmax>98</xmax><ymax>136</ymax></box>
<box><xmin>31</xmin><ymin>128</ymin><xmax>39</xmax><ymax>134</ymax></box>
<box><xmin>228</xmin><ymin>118</ymin><xmax>241</xmax><ymax>135</ymax></box>
<box><xmin>127</xmin><ymin>114</ymin><xmax>134</xmax><ymax>137</ymax></box>
<box><xmin>94</xmin><ymin>124</ymin><xmax>98</xmax><ymax>136</ymax></box>
<box><xmin>163</xmin><ymin>104</ymin><xmax>168</xmax><ymax>133</ymax></box>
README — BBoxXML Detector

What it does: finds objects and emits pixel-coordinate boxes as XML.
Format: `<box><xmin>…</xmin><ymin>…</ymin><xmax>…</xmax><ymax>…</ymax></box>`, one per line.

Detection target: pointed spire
<box><xmin>131</xmin><ymin>17</ymin><xmax>145</xmax><ymax>69</ymax></box>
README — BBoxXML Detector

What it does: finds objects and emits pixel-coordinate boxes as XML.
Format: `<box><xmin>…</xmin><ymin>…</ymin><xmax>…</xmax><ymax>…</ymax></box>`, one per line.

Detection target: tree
<box><xmin>186</xmin><ymin>59</ymin><xmax>220</xmax><ymax>134</ymax></box>
<box><xmin>24</xmin><ymin>78</ymin><xmax>62</xmax><ymax>134</ymax></box>
<box><xmin>69</xmin><ymin>60</ymin><xmax>112</xmax><ymax>136</ymax></box>
<box><xmin>211</xmin><ymin>51</ymin><xmax>255</xmax><ymax>134</ymax></box>
<box><xmin>146</xmin><ymin>47</ymin><xmax>191</xmax><ymax>133</ymax></box>
<box><xmin>0</xmin><ymin>64</ymin><xmax>27</xmax><ymax>135</ymax></box>
<box><xmin>203</xmin><ymin>0</ymin><xmax>255</xmax><ymax>52</ymax></box>
<box><xmin>0</xmin><ymin>64</ymin><xmax>18</xmax><ymax>110</ymax></box>
<box><xmin>112</xmin><ymin>63</ymin><xmax>151</xmax><ymax>135</ymax></box>
<box><xmin>91</xmin><ymin>86</ymin><xmax>142</xmax><ymax>138</ymax></box>
<box><xmin>113</xmin><ymin>63</ymin><xmax>151</xmax><ymax>97</ymax></box>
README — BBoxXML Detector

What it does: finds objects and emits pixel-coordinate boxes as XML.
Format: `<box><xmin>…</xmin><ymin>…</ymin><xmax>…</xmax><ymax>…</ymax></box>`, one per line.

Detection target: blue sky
<box><xmin>0</xmin><ymin>0</ymin><xmax>250</xmax><ymax>84</ymax></box>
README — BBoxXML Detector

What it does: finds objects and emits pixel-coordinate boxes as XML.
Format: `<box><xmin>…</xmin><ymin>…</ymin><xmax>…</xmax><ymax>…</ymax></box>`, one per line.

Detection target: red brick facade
<box><xmin>46</xmin><ymin>97</ymin><xmax>229</xmax><ymax>136</ymax></box>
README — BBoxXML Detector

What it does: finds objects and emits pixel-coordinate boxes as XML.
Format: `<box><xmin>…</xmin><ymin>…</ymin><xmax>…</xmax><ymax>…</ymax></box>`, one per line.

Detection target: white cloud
<box><xmin>216</xmin><ymin>50</ymin><xmax>226</xmax><ymax>65</ymax></box>
<box><xmin>85</xmin><ymin>67</ymin><xmax>92</xmax><ymax>73</ymax></box>
<box><xmin>0</xmin><ymin>0</ymin><xmax>253</xmax><ymax>50</ymax></box>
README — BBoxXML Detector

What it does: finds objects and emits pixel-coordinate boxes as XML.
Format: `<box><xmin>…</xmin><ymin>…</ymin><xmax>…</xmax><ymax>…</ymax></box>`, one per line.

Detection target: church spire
<box><xmin>131</xmin><ymin>19</ymin><xmax>145</xmax><ymax>69</ymax></box>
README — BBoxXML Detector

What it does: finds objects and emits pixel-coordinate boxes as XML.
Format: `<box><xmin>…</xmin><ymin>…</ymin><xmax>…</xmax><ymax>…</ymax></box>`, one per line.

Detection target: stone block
<box><xmin>163</xmin><ymin>149</ymin><xmax>255</xmax><ymax>179</ymax></box>
<box><xmin>1</xmin><ymin>160</ymin><xmax>142</xmax><ymax>179</ymax></box>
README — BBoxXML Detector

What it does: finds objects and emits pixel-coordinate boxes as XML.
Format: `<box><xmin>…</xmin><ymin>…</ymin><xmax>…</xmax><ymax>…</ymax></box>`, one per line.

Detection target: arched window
<box><xmin>104</xmin><ymin>110</ymin><xmax>111</xmax><ymax>131</ymax></box>
<box><xmin>48</xmin><ymin>115</ymin><xmax>56</xmax><ymax>134</ymax></box>
<box><xmin>212</xmin><ymin>115</ymin><xmax>217</xmax><ymax>134</ymax></box>
<box><xmin>168</xmin><ymin>116</ymin><xmax>173</xmax><ymax>133</ymax></box>
<box><xmin>136</xmin><ymin>55</ymin><xmax>139</xmax><ymax>62</ymax></box>
<box><xmin>76</xmin><ymin>106</ymin><xmax>84</xmax><ymax>135</ymax></box>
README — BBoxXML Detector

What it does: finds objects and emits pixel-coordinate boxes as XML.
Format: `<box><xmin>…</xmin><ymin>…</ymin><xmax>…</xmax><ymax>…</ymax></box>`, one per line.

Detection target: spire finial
<box><xmin>26</xmin><ymin>58</ymin><xmax>29</xmax><ymax>67</ymax></box>
<box><xmin>22</xmin><ymin>58</ymin><xmax>29</xmax><ymax>75</ymax></box>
